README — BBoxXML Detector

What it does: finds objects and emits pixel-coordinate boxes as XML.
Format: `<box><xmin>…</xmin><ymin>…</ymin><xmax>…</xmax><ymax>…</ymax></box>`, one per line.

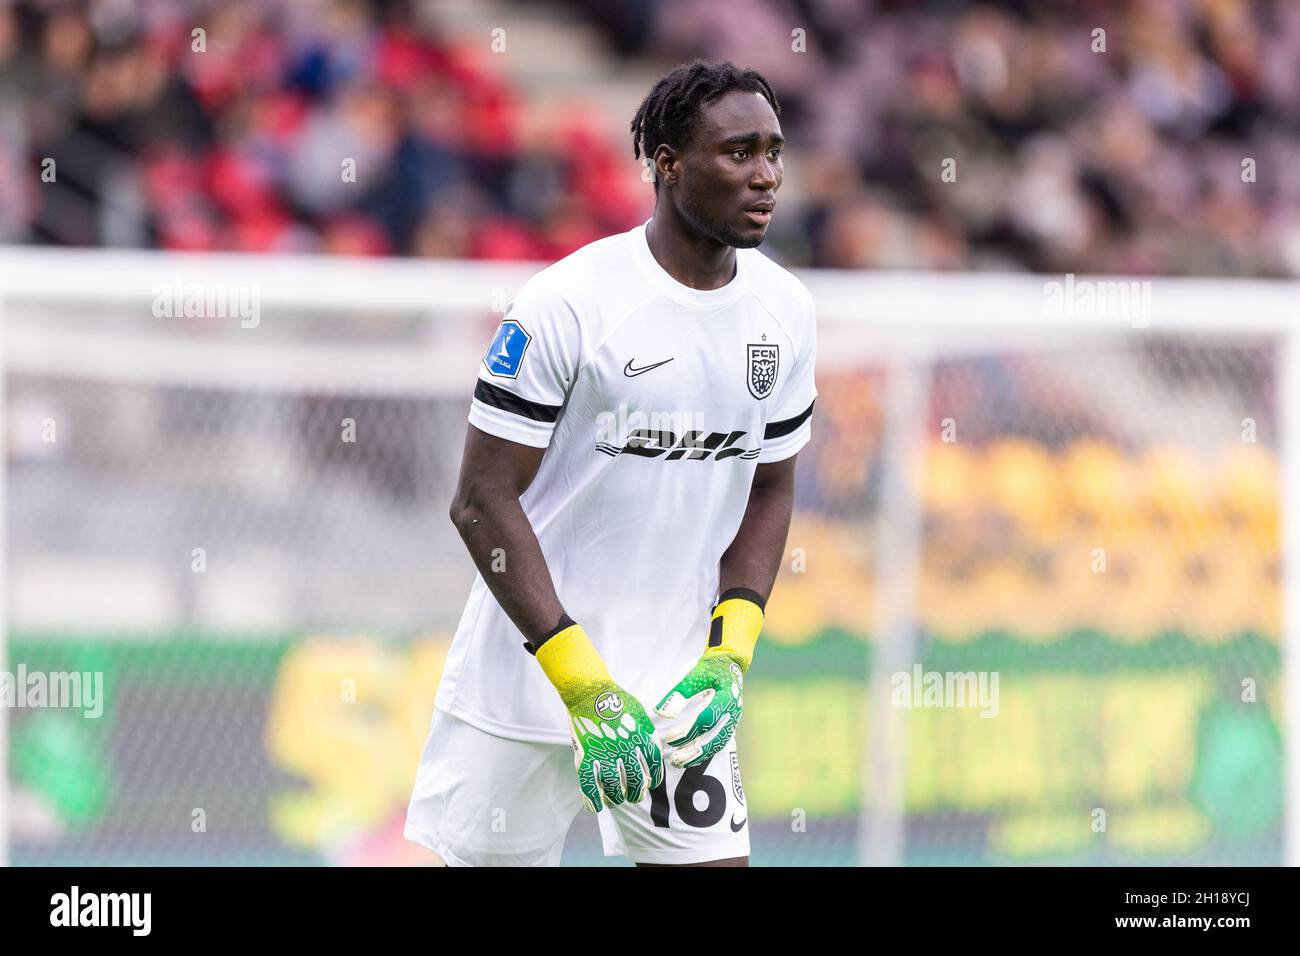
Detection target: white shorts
<box><xmin>404</xmin><ymin>707</ymin><xmax>751</xmax><ymax>866</ymax></box>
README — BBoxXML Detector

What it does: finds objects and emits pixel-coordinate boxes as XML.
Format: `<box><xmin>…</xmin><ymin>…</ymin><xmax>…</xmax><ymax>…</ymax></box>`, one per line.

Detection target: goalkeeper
<box><xmin>405</xmin><ymin>60</ymin><xmax>816</xmax><ymax>867</ymax></box>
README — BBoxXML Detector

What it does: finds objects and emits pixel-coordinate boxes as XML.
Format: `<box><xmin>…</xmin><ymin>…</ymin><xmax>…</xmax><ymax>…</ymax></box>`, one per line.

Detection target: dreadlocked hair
<box><xmin>630</xmin><ymin>60</ymin><xmax>780</xmax><ymax>192</ymax></box>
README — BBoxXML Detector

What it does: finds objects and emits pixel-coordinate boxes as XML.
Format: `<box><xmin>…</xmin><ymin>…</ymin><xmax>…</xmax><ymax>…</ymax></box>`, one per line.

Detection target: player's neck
<box><xmin>645</xmin><ymin>213</ymin><xmax>737</xmax><ymax>291</ymax></box>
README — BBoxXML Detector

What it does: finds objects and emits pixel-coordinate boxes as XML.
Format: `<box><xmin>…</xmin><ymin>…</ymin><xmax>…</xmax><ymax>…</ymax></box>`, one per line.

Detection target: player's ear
<box><xmin>653</xmin><ymin>144</ymin><xmax>678</xmax><ymax>188</ymax></box>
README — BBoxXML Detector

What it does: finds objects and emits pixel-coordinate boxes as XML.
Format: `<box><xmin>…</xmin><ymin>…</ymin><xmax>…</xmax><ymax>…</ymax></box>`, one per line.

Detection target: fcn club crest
<box><xmin>747</xmin><ymin>344</ymin><xmax>779</xmax><ymax>399</ymax></box>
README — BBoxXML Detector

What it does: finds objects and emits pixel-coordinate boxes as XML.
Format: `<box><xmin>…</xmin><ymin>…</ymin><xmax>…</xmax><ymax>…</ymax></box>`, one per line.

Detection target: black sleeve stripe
<box><xmin>474</xmin><ymin>380</ymin><xmax>562</xmax><ymax>423</ymax></box>
<box><xmin>764</xmin><ymin>398</ymin><xmax>815</xmax><ymax>440</ymax></box>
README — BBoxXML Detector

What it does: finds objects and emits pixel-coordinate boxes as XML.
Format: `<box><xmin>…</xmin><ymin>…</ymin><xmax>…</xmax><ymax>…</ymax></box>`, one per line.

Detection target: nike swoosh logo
<box><xmin>624</xmin><ymin>357</ymin><xmax>674</xmax><ymax>377</ymax></box>
<box><xmin>730</xmin><ymin>815</ymin><xmax>747</xmax><ymax>832</ymax></box>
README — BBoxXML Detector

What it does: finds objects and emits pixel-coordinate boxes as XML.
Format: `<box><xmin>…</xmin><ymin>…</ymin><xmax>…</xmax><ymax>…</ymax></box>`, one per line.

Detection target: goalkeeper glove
<box><xmin>531</xmin><ymin>617</ymin><xmax>664</xmax><ymax>813</ymax></box>
<box><xmin>655</xmin><ymin>588</ymin><xmax>764</xmax><ymax>769</ymax></box>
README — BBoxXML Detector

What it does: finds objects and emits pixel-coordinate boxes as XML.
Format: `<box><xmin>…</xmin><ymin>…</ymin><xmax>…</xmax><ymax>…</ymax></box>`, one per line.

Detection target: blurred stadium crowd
<box><xmin>1</xmin><ymin>0</ymin><xmax>1297</xmax><ymax>275</ymax></box>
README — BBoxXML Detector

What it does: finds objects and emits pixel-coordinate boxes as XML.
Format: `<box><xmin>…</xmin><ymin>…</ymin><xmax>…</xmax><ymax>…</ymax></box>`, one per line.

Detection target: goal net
<box><xmin>1</xmin><ymin>249</ymin><xmax>1294</xmax><ymax>865</ymax></box>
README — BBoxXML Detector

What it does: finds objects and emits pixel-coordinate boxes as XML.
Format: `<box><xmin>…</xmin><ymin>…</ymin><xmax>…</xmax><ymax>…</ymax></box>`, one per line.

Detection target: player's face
<box><xmin>673</xmin><ymin>90</ymin><xmax>783</xmax><ymax>249</ymax></box>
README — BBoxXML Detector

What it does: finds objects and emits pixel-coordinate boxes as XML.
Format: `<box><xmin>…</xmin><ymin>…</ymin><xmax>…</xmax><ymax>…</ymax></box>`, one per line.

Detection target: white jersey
<box><xmin>435</xmin><ymin>220</ymin><xmax>817</xmax><ymax>744</ymax></box>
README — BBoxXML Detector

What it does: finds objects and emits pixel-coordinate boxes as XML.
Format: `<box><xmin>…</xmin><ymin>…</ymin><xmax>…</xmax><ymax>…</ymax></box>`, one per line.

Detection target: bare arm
<box><xmin>448</xmin><ymin>424</ymin><xmax>567</xmax><ymax>646</ymax></box>
<box><xmin>718</xmin><ymin>454</ymin><xmax>798</xmax><ymax>603</ymax></box>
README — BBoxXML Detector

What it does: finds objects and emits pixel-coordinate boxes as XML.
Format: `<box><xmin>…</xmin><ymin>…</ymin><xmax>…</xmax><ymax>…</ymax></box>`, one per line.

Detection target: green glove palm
<box><xmin>656</xmin><ymin>651</ymin><xmax>745</xmax><ymax>768</ymax></box>
<box><xmin>656</xmin><ymin>591</ymin><xmax>764</xmax><ymax>769</ymax></box>
<box><xmin>535</xmin><ymin>622</ymin><xmax>664</xmax><ymax>812</ymax></box>
<box><xmin>566</xmin><ymin>682</ymin><xmax>663</xmax><ymax>812</ymax></box>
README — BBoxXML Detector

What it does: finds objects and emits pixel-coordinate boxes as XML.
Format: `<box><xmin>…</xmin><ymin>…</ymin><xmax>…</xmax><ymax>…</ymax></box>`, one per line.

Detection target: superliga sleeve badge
<box><xmin>483</xmin><ymin>318</ymin><xmax>531</xmax><ymax>379</ymax></box>
<box><xmin>747</xmin><ymin>343</ymin><xmax>779</xmax><ymax>399</ymax></box>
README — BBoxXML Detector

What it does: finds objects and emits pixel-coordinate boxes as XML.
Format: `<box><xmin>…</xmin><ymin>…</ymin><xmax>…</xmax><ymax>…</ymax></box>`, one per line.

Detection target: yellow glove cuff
<box><xmin>535</xmin><ymin>623</ymin><xmax>611</xmax><ymax>703</ymax></box>
<box><xmin>708</xmin><ymin>593</ymin><xmax>764</xmax><ymax>672</ymax></box>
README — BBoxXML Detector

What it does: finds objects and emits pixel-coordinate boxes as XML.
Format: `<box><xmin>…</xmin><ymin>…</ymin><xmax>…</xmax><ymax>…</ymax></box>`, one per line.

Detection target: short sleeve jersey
<box><xmin>437</xmin><ymin>221</ymin><xmax>817</xmax><ymax>742</ymax></box>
